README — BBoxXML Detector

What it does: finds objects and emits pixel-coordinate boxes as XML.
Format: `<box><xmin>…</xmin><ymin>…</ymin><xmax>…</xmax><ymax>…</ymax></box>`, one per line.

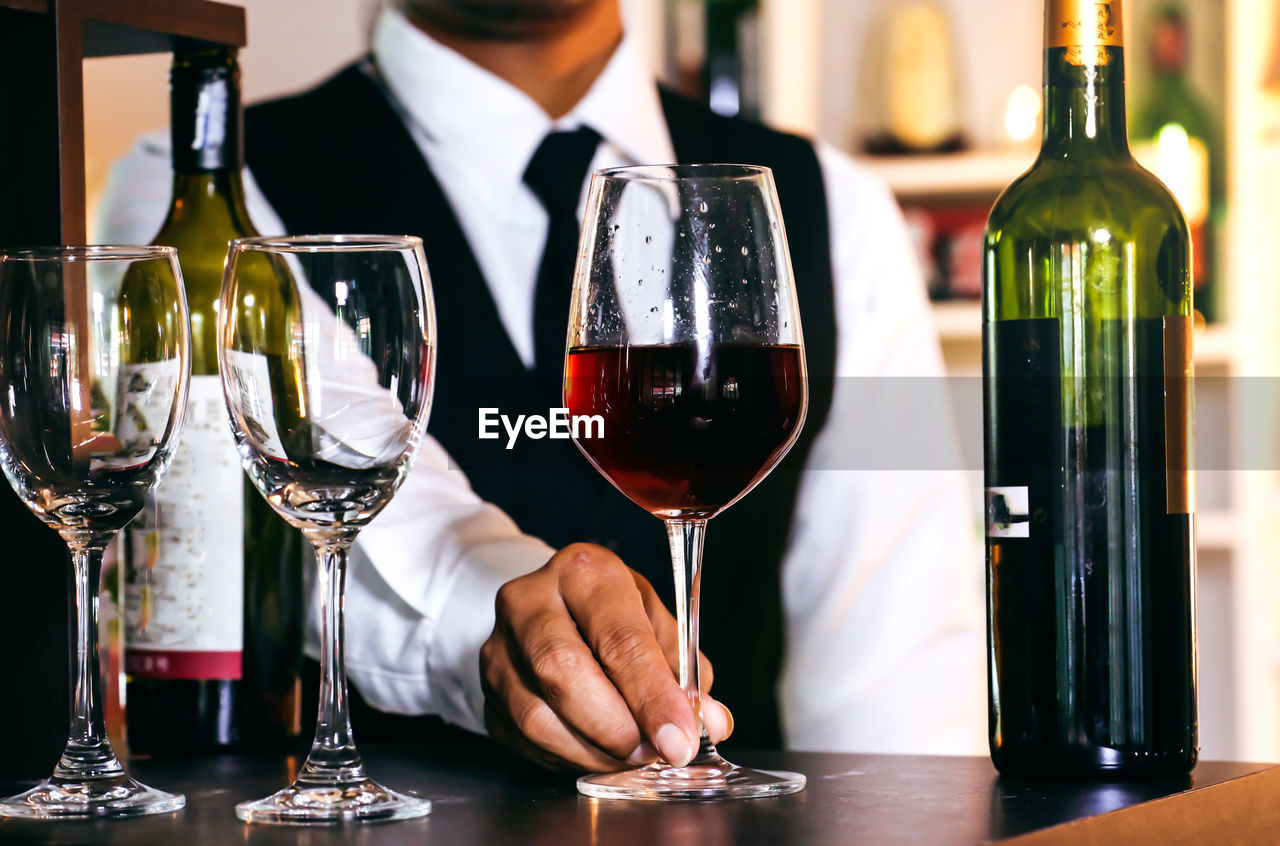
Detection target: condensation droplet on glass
<box><xmin>645</xmin><ymin>236</ymin><xmax>653</xmax><ymax>244</ymax></box>
<box><xmin>638</xmin><ymin>279</ymin><xmax>644</xmax><ymax>286</ymax></box>
<box><xmin>650</xmin><ymin>306</ymin><xmax>658</xmax><ymax>313</ymax></box>
<box><xmin>699</xmin><ymin>201</ymin><xmax>708</xmax><ymax>213</ymax></box>
<box><xmin>714</xmin><ymin>245</ymin><xmax>723</xmax><ymax>253</ymax></box>
<box><xmin>709</xmin><ymin>223</ymin><xmax>716</xmax><ymax>229</ymax></box>
<box><xmin>741</xmin><ymin>246</ymin><xmax>749</xmax><ymax>256</ymax></box>
<box><xmin>613</xmin><ymin>225</ymin><xmax>620</xmax><ymax>232</ymax></box>
<box><xmin>702</xmin><ymin>255</ymin><xmax>711</xmax><ymax>265</ymax></box>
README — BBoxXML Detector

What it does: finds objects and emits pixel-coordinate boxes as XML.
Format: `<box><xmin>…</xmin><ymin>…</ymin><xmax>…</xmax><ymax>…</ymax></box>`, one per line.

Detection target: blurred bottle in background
<box><xmin>1133</xmin><ymin>2</ymin><xmax>1222</xmax><ymax>323</ymax></box>
<box><xmin>666</xmin><ymin>0</ymin><xmax>760</xmax><ymax>120</ymax></box>
<box><xmin>857</xmin><ymin>0</ymin><xmax>966</xmax><ymax>155</ymax></box>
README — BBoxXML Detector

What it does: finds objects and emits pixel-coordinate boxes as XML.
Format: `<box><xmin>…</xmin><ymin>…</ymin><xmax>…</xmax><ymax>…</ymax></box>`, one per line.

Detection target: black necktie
<box><xmin>523</xmin><ymin>126</ymin><xmax>602</xmax><ymax>395</ymax></box>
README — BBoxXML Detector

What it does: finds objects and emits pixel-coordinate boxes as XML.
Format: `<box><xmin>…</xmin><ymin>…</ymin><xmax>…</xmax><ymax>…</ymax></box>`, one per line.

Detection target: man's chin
<box><xmin>400</xmin><ymin>0</ymin><xmax>601</xmax><ymax>40</ymax></box>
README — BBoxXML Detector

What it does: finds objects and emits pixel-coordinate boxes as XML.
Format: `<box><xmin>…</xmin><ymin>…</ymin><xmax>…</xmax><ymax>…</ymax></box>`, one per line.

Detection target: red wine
<box><xmin>564</xmin><ymin>344</ymin><xmax>806</xmax><ymax>519</ymax></box>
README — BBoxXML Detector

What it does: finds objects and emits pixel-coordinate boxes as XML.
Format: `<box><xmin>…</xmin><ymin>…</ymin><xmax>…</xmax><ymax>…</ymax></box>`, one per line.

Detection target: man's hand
<box><xmin>480</xmin><ymin>543</ymin><xmax>733</xmax><ymax>772</ymax></box>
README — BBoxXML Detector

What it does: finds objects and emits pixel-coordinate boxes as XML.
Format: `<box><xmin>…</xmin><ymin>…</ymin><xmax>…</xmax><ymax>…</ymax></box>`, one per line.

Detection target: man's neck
<box><xmin>405</xmin><ymin>3</ymin><xmax>623</xmax><ymax>120</ymax></box>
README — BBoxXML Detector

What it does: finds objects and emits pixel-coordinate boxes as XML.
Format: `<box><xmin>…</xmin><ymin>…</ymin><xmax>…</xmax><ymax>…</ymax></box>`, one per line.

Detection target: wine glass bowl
<box><xmin>565</xmin><ymin>165</ymin><xmax>808</xmax><ymax>800</ymax></box>
<box><xmin>0</xmin><ymin>245</ymin><xmax>189</xmax><ymax>818</ymax></box>
<box><xmin>218</xmin><ymin>235</ymin><xmax>435</xmax><ymax>823</ymax></box>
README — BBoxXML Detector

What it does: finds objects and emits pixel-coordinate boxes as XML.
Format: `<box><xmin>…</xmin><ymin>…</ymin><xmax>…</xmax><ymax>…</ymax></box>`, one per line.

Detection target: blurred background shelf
<box><xmin>859</xmin><ymin>148</ymin><xmax>1034</xmax><ymax>200</ymax></box>
<box><xmin>930</xmin><ymin>300</ymin><xmax>981</xmax><ymax>344</ymax></box>
<box><xmin>1198</xmin><ymin>510</ymin><xmax>1238</xmax><ymax>553</ymax></box>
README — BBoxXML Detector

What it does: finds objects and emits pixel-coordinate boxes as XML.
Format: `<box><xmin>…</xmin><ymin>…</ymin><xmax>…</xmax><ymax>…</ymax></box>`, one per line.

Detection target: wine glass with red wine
<box><xmin>565</xmin><ymin>164</ymin><xmax>808</xmax><ymax>800</ymax></box>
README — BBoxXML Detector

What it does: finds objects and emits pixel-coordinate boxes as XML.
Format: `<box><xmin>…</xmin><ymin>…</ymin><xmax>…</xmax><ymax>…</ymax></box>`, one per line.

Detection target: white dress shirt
<box><xmin>98</xmin><ymin>7</ymin><xmax>986</xmax><ymax>756</ymax></box>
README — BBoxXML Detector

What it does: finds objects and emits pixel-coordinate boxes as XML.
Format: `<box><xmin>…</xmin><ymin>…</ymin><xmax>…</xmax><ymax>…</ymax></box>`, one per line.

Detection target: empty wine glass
<box><xmin>218</xmin><ymin>235</ymin><xmax>435</xmax><ymax>824</ymax></box>
<box><xmin>0</xmin><ymin>245</ymin><xmax>190</xmax><ymax>818</ymax></box>
<box><xmin>565</xmin><ymin>165</ymin><xmax>809</xmax><ymax>800</ymax></box>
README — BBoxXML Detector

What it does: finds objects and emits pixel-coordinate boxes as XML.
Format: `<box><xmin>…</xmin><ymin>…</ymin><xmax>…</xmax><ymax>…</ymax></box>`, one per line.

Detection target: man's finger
<box><xmin>555</xmin><ymin>545</ymin><xmax>699</xmax><ymax>766</ymax></box>
<box><xmin>482</xmin><ymin>635</ymin><xmax>634</xmax><ymax>772</ymax></box>
<box><xmin>505</xmin><ymin>606</ymin><xmax>649</xmax><ymax>762</ymax></box>
<box><xmin>703</xmin><ymin>697</ymin><xmax>734</xmax><ymax>744</ymax></box>
<box><xmin>484</xmin><ymin>700</ymin><xmax>581</xmax><ymax>773</ymax></box>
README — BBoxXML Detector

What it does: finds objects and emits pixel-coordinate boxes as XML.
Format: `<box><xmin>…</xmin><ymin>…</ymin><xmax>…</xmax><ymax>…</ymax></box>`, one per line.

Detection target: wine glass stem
<box><xmin>301</xmin><ymin>541</ymin><xmax>366</xmax><ymax>784</ymax></box>
<box><xmin>665</xmin><ymin>519</ymin><xmax>711</xmax><ymax>751</ymax></box>
<box><xmin>55</xmin><ymin>545</ymin><xmax>124</xmax><ymax>780</ymax></box>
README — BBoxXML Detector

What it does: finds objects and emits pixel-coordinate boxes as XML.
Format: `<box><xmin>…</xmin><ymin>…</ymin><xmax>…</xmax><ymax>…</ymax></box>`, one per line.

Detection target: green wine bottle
<box><xmin>123</xmin><ymin>47</ymin><xmax>305</xmax><ymax>753</ymax></box>
<box><xmin>983</xmin><ymin>0</ymin><xmax>1197</xmax><ymax>778</ymax></box>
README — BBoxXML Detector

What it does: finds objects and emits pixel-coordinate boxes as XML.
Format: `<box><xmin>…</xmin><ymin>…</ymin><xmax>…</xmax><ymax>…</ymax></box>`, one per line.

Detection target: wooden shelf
<box><xmin>0</xmin><ymin>0</ymin><xmax>245</xmax><ymax>56</ymax></box>
<box><xmin>932</xmin><ymin>300</ymin><xmax>982</xmax><ymax>344</ymax></box>
<box><xmin>858</xmin><ymin>148</ymin><xmax>1036</xmax><ymax>200</ymax></box>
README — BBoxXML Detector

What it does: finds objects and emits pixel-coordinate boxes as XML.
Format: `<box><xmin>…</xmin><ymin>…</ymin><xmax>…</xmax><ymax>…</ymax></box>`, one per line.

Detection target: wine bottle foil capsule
<box><xmin>1047</xmin><ymin>0</ymin><xmax>1125</xmax><ymax>65</ymax></box>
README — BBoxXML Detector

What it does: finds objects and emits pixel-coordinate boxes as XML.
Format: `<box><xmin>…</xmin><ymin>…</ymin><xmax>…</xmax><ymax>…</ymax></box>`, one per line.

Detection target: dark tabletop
<box><xmin>0</xmin><ymin>736</ymin><xmax>1275</xmax><ymax>846</ymax></box>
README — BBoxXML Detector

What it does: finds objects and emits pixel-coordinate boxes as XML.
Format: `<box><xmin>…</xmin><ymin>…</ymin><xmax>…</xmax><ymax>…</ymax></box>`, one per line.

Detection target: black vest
<box><xmin>246</xmin><ymin>64</ymin><xmax>837</xmax><ymax>748</ymax></box>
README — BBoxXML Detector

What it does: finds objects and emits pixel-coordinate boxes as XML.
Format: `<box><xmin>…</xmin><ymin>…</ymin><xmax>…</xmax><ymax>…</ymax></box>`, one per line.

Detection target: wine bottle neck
<box><xmin>1041</xmin><ymin>1</ymin><xmax>1129</xmax><ymax>160</ymax></box>
<box><xmin>170</xmin><ymin>48</ymin><xmax>243</xmax><ymax>174</ymax></box>
<box><xmin>1042</xmin><ymin>49</ymin><xmax>1130</xmax><ymax>159</ymax></box>
<box><xmin>168</xmin><ymin>171</ymin><xmax>252</xmax><ymax>222</ymax></box>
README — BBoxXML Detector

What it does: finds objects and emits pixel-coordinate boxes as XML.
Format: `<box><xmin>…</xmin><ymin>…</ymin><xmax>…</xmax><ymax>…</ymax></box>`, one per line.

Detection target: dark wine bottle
<box><xmin>983</xmin><ymin>0</ymin><xmax>1197</xmax><ymax>779</ymax></box>
<box><xmin>703</xmin><ymin>0</ymin><xmax>760</xmax><ymax>120</ymax></box>
<box><xmin>123</xmin><ymin>47</ymin><xmax>305</xmax><ymax>754</ymax></box>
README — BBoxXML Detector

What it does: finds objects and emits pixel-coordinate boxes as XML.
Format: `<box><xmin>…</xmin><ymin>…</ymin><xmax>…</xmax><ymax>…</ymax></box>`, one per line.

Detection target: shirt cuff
<box><xmin>421</xmin><ymin>538</ymin><xmax>554</xmax><ymax>734</ymax></box>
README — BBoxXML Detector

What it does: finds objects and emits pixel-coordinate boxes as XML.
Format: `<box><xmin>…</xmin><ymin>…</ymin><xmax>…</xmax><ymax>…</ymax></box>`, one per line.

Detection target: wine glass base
<box><xmin>577</xmin><ymin>751</ymin><xmax>806</xmax><ymax>801</ymax></box>
<box><xmin>235</xmin><ymin>778</ymin><xmax>431</xmax><ymax>825</ymax></box>
<box><xmin>0</xmin><ymin>774</ymin><xmax>185</xmax><ymax>819</ymax></box>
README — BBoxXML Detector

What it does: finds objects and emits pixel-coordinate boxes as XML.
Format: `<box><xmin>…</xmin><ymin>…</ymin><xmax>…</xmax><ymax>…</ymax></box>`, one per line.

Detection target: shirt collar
<box><xmin>370</xmin><ymin>7</ymin><xmax>673</xmax><ymax>203</ymax></box>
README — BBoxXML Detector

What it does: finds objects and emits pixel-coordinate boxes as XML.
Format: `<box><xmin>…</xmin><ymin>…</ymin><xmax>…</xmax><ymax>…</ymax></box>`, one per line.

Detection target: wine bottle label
<box><xmin>1047</xmin><ymin>0</ymin><xmax>1123</xmax><ymax>66</ymax></box>
<box><xmin>124</xmin><ymin>375</ymin><xmax>244</xmax><ymax>680</ymax></box>
<box><xmin>986</xmin><ymin>315</ymin><xmax>1195</xmax><ymax>526</ymax></box>
<box><xmin>984</xmin><ymin>318</ymin><xmax>1061</xmax><ymax>545</ymax></box>
<box><xmin>986</xmin><ymin>486</ymin><xmax>1030</xmax><ymax>538</ymax></box>
<box><xmin>1164</xmin><ymin>315</ymin><xmax>1195</xmax><ymax>514</ymax></box>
